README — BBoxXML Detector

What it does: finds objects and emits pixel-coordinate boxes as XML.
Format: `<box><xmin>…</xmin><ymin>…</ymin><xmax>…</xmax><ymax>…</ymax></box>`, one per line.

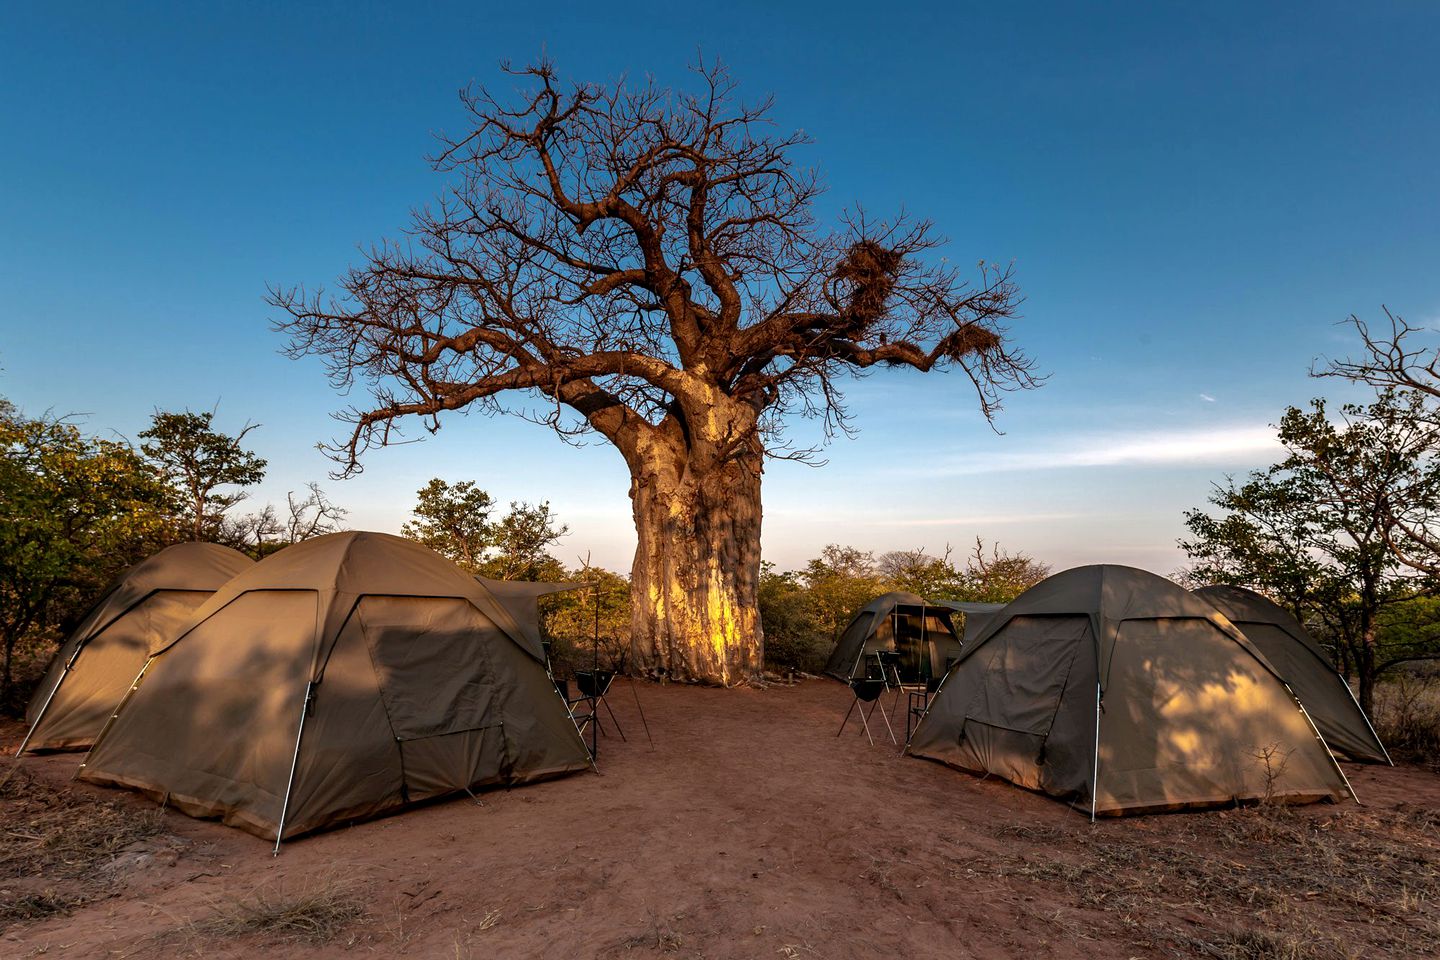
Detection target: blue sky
<box><xmin>3</xmin><ymin>2</ymin><xmax>1438</xmax><ymax>575</ymax></box>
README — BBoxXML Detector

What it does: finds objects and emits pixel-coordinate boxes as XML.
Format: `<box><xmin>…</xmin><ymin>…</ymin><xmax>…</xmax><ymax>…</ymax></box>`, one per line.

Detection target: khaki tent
<box><xmin>824</xmin><ymin>592</ymin><xmax>962</xmax><ymax>682</ymax></box>
<box><xmin>1194</xmin><ymin>584</ymin><xmax>1390</xmax><ymax>764</ymax></box>
<box><xmin>19</xmin><ymin>543</ymin><xmax>253</xmax><ymax>755</ymax></box>
<box><xmin>908</xmin><ymin>565</ymin><xmax>1351</xmax><ymax>816</ymax></box>
<box><xmin>78</xmin><ymin>532</ymin><xmax>591</xmax><ymax>846</ymax></box>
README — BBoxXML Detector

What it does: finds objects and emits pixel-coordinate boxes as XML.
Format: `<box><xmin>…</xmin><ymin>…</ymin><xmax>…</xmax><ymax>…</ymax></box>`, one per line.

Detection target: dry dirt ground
<box><xmin>2</xmin><ymin>678</ymin><xmax>1439</xmax><ymax>960</ymax></box>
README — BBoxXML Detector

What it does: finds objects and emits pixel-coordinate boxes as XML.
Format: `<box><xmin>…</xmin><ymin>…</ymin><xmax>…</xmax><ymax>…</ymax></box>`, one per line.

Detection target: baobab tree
<box><xmin>273</xmin><ymin>59</ymin><xmax>1038</xmax><ymax>684</ymax></box>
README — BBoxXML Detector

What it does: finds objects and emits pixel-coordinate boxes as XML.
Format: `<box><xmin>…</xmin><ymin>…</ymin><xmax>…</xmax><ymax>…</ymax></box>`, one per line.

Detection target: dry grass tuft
<box><xmin>0</xmin><ymin>765</ymin><xmax>169</xmax><ymax>931</ymax></box>
<box><xmin>0</xmin><ymin>766</ymin><xmax>165</xmax><ymax>879</ymax></box>
<box><xmin>0</xmin><ymin>890</ymin><xmax>89</xmax><ymax>926</ymax></box>
<box><xmin>192</xmin><ymin>875</ymin><xmax>368</xmax><ymax>944</ymax></box>
<box><xmin>616</xmin><ymin>910</ymin><xmax>687</xmax><ymax>954</ymax></box>
<box><xmin>1373</xmin><ymin>673</ymin><xmax>1440</xmax><ymax>770</ymax></box>
<box><xmin>1185</xmin><ymin>927</ymin><xmax>1315</xmax><ymax>960</ymax></box>
<box><xmin>960</xmin><ymin>802</ymin><xmax>1440</xmax><ymax>960</ymax></box>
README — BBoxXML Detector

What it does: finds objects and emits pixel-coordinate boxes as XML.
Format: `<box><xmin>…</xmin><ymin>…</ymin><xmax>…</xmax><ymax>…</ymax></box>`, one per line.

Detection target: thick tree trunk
<box><xmin>628</xmin><ymin>441</ymin><xmax>764</xmax><ymax>685</ymax></box>
<box><xmin>1357</xmin><ymin>587</ymin><xmax>1378</xmax><ymax>714</ymax></box>
<box><xmin>2</xmin><ymin>636</ymin><xmax>14</xmax><ymax>711</ymax></box>
<box><xmin>1357</xmin><ymin>624</ymin><xmax>1377</xmax><ymax>715</ymax></box>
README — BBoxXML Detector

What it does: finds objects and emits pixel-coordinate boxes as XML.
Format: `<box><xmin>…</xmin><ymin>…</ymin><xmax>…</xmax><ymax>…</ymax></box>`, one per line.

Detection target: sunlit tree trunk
<box><xmin>625</xmin><ymin>408</ymin><xmax>764</xmax><ymax>685</ymax></box>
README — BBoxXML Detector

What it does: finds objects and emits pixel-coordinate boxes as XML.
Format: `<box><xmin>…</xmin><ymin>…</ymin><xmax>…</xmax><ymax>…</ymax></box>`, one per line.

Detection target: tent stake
<box><xmin>273</xmin><ymin>681</ymin><xmax>315</xmax><ymax>856</ymax></box>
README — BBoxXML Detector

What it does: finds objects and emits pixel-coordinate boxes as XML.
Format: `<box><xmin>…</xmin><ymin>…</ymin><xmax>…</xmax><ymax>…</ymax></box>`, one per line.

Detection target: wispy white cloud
<box><xmin>893</xmin><ymin>424</ymin><xmax>1280</xmax><ymax>477</ymax></box>
<box><xmin>1199</xmin><ymin>393</ymin><xmax>1216</xmax><ymax>403</ymax></box>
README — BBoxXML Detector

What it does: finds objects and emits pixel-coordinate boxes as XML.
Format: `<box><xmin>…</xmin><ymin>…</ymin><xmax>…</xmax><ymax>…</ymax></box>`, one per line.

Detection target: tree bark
<box><xmin>2</xmin><ymin>635</ymin><xmax>14</xmax><ymax>710</ymax></box>
<box><xmin>626</xmin><ymin>417</ymin><xmax>765</xmax><ymax>685</ymax></box>
<box><xmin>1357</xmin><ymin>623</ymin><xmax>1378</xmax><ymax>714</ymax></box>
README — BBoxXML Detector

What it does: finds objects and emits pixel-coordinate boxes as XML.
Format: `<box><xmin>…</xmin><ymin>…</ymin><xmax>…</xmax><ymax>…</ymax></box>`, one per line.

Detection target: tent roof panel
<box><xmin>159</xmin><ymin>532</ymin><xmax>538</xmax><ymax>664</ymax></box>
<box><xmin>68</xmin><ymin>542</ymin><xmax>253</xmax><ymax>647</ymax></box>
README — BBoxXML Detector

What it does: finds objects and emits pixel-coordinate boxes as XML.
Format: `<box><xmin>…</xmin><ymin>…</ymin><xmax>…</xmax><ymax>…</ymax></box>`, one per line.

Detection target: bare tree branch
<box><xmin>272</xmin><ymin>57</ymin><xmax>1039</xmax><ymax>477</ymax></box>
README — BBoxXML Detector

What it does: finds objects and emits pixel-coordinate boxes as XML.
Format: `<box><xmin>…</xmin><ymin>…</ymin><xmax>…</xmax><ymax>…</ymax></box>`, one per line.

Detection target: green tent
<box><xmin>79</xmin><ymin>532</ymin><xmax>591</xmax><ymax>847</ymax></box>
<box><xmin>909</xmin><ymin>565</ymin><xmax>1351</xmax><ymax>817</ymax></box>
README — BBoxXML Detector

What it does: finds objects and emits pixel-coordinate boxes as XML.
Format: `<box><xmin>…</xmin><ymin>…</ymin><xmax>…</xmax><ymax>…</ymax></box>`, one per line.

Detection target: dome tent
<box><xmin>1194</xmin><ymin>584</ymin><xmax>1390</xmax><ymax>764</ymax></box>
<box><xmin>824</xmin><ymin>592</ymin><xmax>962</xmax><ymax>683</ymax></box>
<box><xmin>19</xmin><ymin>542</ymin><xmax>253</xmax><ymax>755</ymax></box>
<box><xmin>78</xmin><ymin>532</ymin><xmax>591</xmax><ymax>848</ymax></box>
<box><xmin>907</xmin><ymin>565</ymin><xmax>1351</xmax><ymax>817</ymax></box>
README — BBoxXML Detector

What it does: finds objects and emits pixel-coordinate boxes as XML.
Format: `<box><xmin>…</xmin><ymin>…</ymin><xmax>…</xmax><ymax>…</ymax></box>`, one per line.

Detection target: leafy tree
<box><xmin>757</xmin><ymin>563</ymin><xmax>829</xmax><ymax>672</ymax></box>
<box><xmin>480</xmin><ymin>500</ymin><xmax>570</xmax><ymax>581</ymax></box>
<box><xmin>543</xmin><ymin>563</ymin><xmax>633</xmax><ymax>671</ymax></box>
<box><xmin>1180</xmin><ymin>392</ymin><xmax>1440</xmax><ymax>710</ymax></box>
<box><xmin>400</xmin><ymin>479</ymin><xmax>495</xmax><ymax>571</ymax></box>
<box><xmin>1321</xmin><ymin>308</ymin><xmax>1440</xmax><ymax>574</ymax></box>
<box><xmin>875</xmin><ymin>540</ymin><xmax>1049</xmax><ymax>603</ymax></box>
<box><xmin>272</xmin><ymin>58</ymin><xmax>1037</xmax><ymax>684</ymax></box>
<box><xmin>400</xmin><ymin>478</ymin><xmax>568</xmax><ymax>578</ymax></box>
<box><xmin>1374</xmin><ymin>597</ymin><xmax>1440</xmax><ymax>676</ymax></box>
<box><xmin>876</xmin><ymin>548</ymin><xmax>968</xmax><ymax>600</ymax></box>
<box><xmin>0</xmin><ymin>402</ymin><xmax>174</xmax><ymax>712</ymax></box>
<box><xmin>139</xmin><ymin>409</ymin><xmax>267</xmax><ymax>541</ymax></box>
<box><xmin>801</xmin><ymin>545</ymin><xmax>887</xmax><ymax>647</ymax></box>
<box><xmin>961</xmin><ymin>537</ymin><xmax>1051</xmax><ymax>604</ymax></box>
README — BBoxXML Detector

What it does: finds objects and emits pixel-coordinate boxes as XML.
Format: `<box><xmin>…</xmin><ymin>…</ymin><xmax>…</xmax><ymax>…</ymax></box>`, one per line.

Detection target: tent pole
<box><xmin>1341</xmin><ymin>677</ymin><xmax>1394</xmax><ymax>767</ymax></box>
<box><xmin>560</xmin><ymin>685</ymin><xmax>600</xmax><ymax>774</ymax></box>
<box><xmin>1090</xmin><ymin>681</ymin><xmax>1102</xmax><ymax>823</ymax></box>
<box><xmin>628</xmin><ymin>677</ymin><xmax>654</xmax><ymax>750</ymax></box>
<box><xmin>14</xmin><ymin>641</ymin><xmax>88</xmax><ymax>758</ymax></box>
<box><xmin>76</xmin><ymin>657</ymin><xmax>153</xmax><ymax>778</ymax></box>
<box><xmin>1287</xmin><ymin>681</ymin><xmax>1360</xmax><ymax>805</ymax></box>
<box><xmin>921</xmin><ymin>605</ymin><xmax>929</xmax><ymax>681</ymax></box>
<box><xmin>273</xmin><ymin>681</ymin><xmax>315</xmax><ymax>856</ymax></box>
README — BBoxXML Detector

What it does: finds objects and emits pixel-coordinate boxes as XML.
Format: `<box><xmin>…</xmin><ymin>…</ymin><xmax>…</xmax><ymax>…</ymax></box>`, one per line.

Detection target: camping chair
<box><xmin>905</xmin><ymin>675</ymin><xmax>944</xmax><ymax>746</ymax></box>
<box><xmin>575</xmin><ymin>669</ymin><xmax>627</xmax><ymax>742</ymax></box>
<box><xmin>836</xmin><ymin>678</ymin><xmax>896</xmax><ymax>746</ymax></box>
<box><xmin>872</xmin><ymin>650</ymin><xmax>903</xmax><ymax>689</ymax></box>
<box><xmin>553</xmin><ymin>676</ymin><xmax>599</xmax><ymax>761</ymax></box>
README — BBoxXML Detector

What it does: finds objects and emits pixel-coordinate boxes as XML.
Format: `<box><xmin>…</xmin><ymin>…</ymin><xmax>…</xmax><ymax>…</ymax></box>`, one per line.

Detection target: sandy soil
<box><xmin>3</xmin><ymin>678</ymin><xmax>1438</xmax><ymax>959</ymax></box>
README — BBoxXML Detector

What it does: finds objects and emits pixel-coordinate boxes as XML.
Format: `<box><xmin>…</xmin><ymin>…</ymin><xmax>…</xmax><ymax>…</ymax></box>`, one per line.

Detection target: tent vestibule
<box><xmin>825</xmin><ymin>592</ymin><xmax>962</xmax><ymax>684</ymax></box>
<box><xmin>1194</xmin><ymin>584</ymin><xmax>1390</xmax><ymax>764</ymax></box>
